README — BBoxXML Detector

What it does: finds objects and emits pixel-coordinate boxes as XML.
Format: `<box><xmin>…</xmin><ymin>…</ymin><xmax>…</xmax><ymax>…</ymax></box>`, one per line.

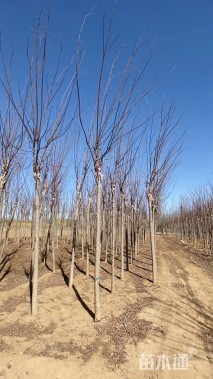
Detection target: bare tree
<box><xmin>116</xmin><ymin>128</ymin><xmax>147</xmax><ymax>279</ymax></box>
<box><xmin>0</xmin><ymin>172</ymin><xmax>23</xmax><ymax>260</ymax></box>
<box><xmin>76</xmin><ymin>10</ymin><xmax>155</xmax><ymax>321</ymax></box>
<box><xmin>146</xmin><ymin>102</ymin><xmax>184</xmax><ymax>283</ymax></box>
<box><xmin>47</xmin><ymin>140</ymin><xmax>69</xmax><ymax>273</ymax></box>
<box><xmin>0</xmin><ymin>101</ymin><xmax>23</xmax><ymax>242</ymax></box>
<box><xmin>0</xmin><ymin>10</ymin><xmax>77</xmax><ymax>315</ymax></box>
<box><xmin>69</xmin><ymin>141</ymin><xmax>90</xmax><ymax>289</ymax></box>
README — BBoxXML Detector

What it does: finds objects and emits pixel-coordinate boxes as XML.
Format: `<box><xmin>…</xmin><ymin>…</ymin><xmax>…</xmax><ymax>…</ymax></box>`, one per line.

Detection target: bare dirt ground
<box><xmin>0</xmin><ymin>236</ymin><xmax>212</xmax><ymax>379</ymax></box>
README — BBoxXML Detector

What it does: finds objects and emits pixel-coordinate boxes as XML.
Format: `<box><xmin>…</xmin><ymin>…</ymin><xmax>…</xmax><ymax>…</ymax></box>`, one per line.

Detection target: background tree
<box><xmin>159</xmin><ymin>184</ymin><xmax>213</xmax><ymax>252</ymax></box>
<box><xmin>68</xmin><ymin>144</ymin><xmax>89</xmax><ymax>289</ymax></box>
<box><xmin>0</xmin><ymin>101</ymin><xmax>23</xmax><ymax>242</ymax></box>
<box><xmin>146</xmin><ymin>102</ymin><xmax>184</xmax><ymax>283</ymax></box>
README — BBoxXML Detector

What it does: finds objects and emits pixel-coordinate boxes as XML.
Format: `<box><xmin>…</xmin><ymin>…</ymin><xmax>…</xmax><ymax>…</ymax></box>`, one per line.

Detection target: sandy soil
<box><xmin>0</xmin><ymin>236</ymin><xmax>212</xmax><ymax>379</ymax></box>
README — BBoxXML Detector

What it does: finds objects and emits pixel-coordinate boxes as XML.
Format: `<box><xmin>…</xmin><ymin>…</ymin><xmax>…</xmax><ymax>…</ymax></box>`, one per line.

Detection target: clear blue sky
<box><xmin>1</xmin><ymin>0</ymin><xmax>213</xmax><ymax>207</ymax></box>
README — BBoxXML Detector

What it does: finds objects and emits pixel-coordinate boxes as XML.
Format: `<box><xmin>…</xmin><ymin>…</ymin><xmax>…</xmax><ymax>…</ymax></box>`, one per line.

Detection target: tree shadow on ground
<box><xmin>74</xmin><ymin>261</ymin><xmax>85</xmax><ymax>275</ymax></box>
<box><xmin>128</xmin><ymin>269</ymin><xmax>153</xmax><ymax>283</ymax></box>
<box><xmin>132</xmin><ymin>263</ymin><xmax>153</xmax><ymax>272</ymax></box>
<box><xmin>100</xmin><ymin>264</ymin><xmax>120</xmax><ymax>279</ymax></box>
<box><xmin>57</xmin><ymin>260</ymin><xmax>69</xmax><ymax>286</ymax></box>
<box><xmin>0</xmin><ymin>264</ymin><xmax>11</xmax><ymax>282</ymax></box>
<box><xmin>72</xmin><ymin>285</ymin><xmax>95</xmax><ymax>320</ymax></box>
<box><xmin>0</xmin><ymin>244</ymin><xmax>24</xmax><ymax>267</ymax></box>
<box><xmin>44</xmin><ymin>260</ymin><xmax>53</xmax><ymax>272</ymax></box>
<box><xmin>89</xmin><ymin>274</ymin><xmax>111</xmax><ymax>293</ymax></box>
<box><xmin>0</xmin><ymin>245</ymin><xmax>26</xmax><ymax>283</ymax></box>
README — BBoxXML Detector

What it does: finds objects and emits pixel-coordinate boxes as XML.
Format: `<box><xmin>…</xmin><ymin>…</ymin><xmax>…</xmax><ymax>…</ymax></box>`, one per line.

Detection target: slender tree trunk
<box><xmin>136</xmin><ymin>228</ymin><xmax>139</xmax><ymax>257</ymax></box>
<box><xmin>17</xmin><ymin>218</ymin><xmax>22</xmax><ymax>249</ymax></box>
<box><xmin>0</xmin><ymin>202</ymin><xmax>17</xmax><ymax>258</ymax></box>
<box><xmin>125</xmin><ymin>211</ymin><xmax>129</xmax><ymax>272</ymax></box>
<box><xmin>105</xmin><ymin>228</ymin><xmax>109</xmax><ymax>262</ymax></box>
<box><xmin>45</xmin><ymin>226</ymin><xmax>50</xmax><ymax>266</ymax></box>
<box><xmin>0</xmin><ymin>188</ymin><xmax>4</xmax><ymax>244</ymax></box>
<box><xmin>32</xmin><ymin>176</ymin><xmax>40</xmax><ymax>316</ymax></box>
<box><xmin>31</xmin><ymin>209</ymin><xmax>34</xmax><ymax>249</ymax></box>
<box><xmin>69</xmin><ymin>246</ymin><xmax>75</xmax><ymax>288</ymax></box>
<box><xmin>51</xmin><ymin>201</ymin><xmax>56</xmax><ymax>273</ymax></box>
<box><xmin>120</xmin><ymin>190</ymin><xmax>125</xmax><ymax>280</ymax></box>
<box><xmin>111</xmin><ymin>183</ymin><xmax>115</xmax><ymax>293</ymax></box>
<box><xmin>102</xmin><ymin>199</ymin><xmax>106</xmax><ymax>256</ymax></box>
<box><xmin>69</xmin><ymin>194</ymin><xmax>80</xmax><ymax>289</ymax></box>
<box><xmin>94</xmin><ymin>165</ymin><xmax>102</xmax><ymax>322</ymax></box>
<box><xmin>81</xmin><ymin>207</ymin><xmax>84</xmax><ymax>259</ymax></box>
<box><xmin>86</xmin><ymin>198</ymin><xmax>91</xmax><ymax>277</ymax></box>
<box><xmin>130</xmin><ymin>207</ymin><xmax>133</xmax><ymax>265</ymax></box>
<box><xmin>60</xmin><ymin>219</ymin><xmax>64</xmax><ymax>243</ymax></box>
<box><xmin>148</xmin><ymin>199</ymin><xmax>157</xmax><ymax>283</ymax></box>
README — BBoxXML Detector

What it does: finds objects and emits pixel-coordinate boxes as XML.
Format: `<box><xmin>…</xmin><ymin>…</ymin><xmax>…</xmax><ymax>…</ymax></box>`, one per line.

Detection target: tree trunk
<box><xmin>0</xmin><ymin>188</ymin><xmax>4</xmax><ymax>244</ymax></box>
<box><xmin>120</xmin><ymin>191</ymin><xmax>125</xmax><ymax>280</ymax></box>
<box><xmin>31</xmin><ymin>209</ymin><xmax>35</xmax><ymax>249</ymax></box>
<box><xmin>125</xmin><ymin>212</ymin><xmax>129</xmax><ymax>272</ymax></box>
<box><xmin>94</xmin><ymin>166</ymin><xmax>102</xmax><ymax>322</ymax></box>
<box><xmin>86</xmin><ymin>197</ymin><xmax>91</xmax><ymax>277</ymax></box>
<box><xmin>105</xmin><ymin>228</ymin><xmax>109</xmax><ymax>263</ymax></box>
<box><xmin>51</xmin><ymin>200</ymin><xmax>56</xmax><ymax>273</ymax></box>
<box><xmin>32</xmin><ymin>176</ymin><xmax>40</xmax><ymax>316</ymax></box>
<box><xmin>148</xmin><ymin>199</ymin><xmax>157</xmax><ymax>283</ymax></box>
<box><xmin>111</xmin><ymin>183</ymin><xmax>116</xmax><ymax>293</ymax></box>
<box><xmin>102</xmin><ymin>199</ymin><xmax>106</xmax><ymax>256</ymax></box>
<box><xmin>69</xmin><ymin>194</ymin><xmax>80</xmax><ymax>289</ymax></box>
<box><xmin>81</xmin><ymin>207</ymin><xmax>84</xmax><ymax>259</ymax></box>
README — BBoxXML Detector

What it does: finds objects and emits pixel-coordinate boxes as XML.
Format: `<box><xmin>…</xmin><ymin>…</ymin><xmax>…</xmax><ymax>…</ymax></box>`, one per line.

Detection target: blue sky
<box><xmin>0</xmin><ymin>0</ymin><xmax>213</xmax><ymax>207</ymax></box>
